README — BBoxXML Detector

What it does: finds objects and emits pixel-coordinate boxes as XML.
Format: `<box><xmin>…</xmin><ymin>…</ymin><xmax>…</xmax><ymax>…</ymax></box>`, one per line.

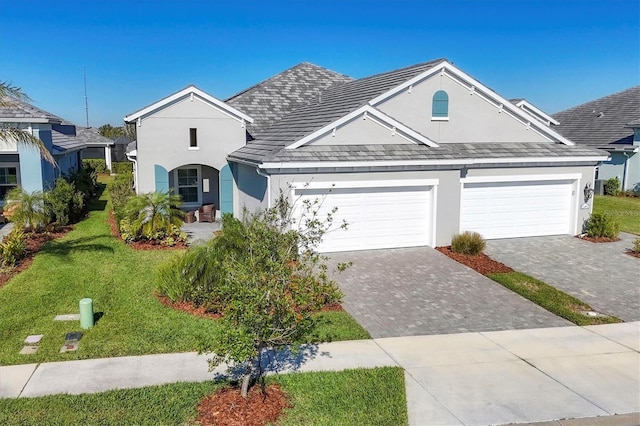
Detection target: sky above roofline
<box><xmin>1</xmin><ymin>0</ymin><xmax>637</xmax><ymax>127</ymax></box>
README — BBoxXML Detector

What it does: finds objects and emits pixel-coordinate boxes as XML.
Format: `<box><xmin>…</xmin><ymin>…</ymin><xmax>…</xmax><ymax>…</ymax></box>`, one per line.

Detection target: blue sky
<box><xmin>1</xmin><ymin>0</ymin><xmax>638</xmax><ymax>127</ymax></box>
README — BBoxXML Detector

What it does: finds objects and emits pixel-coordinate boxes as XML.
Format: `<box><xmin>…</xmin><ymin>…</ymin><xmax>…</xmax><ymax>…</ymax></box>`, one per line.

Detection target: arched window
<box><xmin>432</xmin><ymin>90</ymin><xmax>449</xmax><ymax>119</ymax></box>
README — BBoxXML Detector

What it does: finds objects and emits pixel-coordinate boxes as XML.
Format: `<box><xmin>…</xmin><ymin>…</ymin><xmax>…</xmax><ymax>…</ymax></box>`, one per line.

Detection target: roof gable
<box><xmin>124</xmin><ymin>85</ymin><xmax>253</xmax><ymax>124</ymax></box>
<box><xmin>368</xmin><ymin>62</ymin><xmax>573</xmax><ymax>145</ymax></box>
<box><xmin>554</xmin><ymin>86</ymin><xmax>640</xmax><ymax>147</ymax></box>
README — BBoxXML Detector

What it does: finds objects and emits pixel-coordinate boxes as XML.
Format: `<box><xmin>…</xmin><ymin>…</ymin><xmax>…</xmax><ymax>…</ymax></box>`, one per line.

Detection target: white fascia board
<box><xmin>290</xmin><ymin>179</ymin><xmax>439</xmax><ymax>190</ymax></box>
<box><xmin>285</xmin><ymin>105</ymin><xmax>437</xmax><ymax>150</ymax></box>
<box><xmin>368</xmin><ymin>61</ymin><xmax>574</xmax><ymax>146</ymax></box>
<box><xmin>123</xmin><ymin>85</ymin><xmax>253</xmax><ymax>124</ymax></box>
<box><xmin>461</xmin><ymin>173</ymin><xmax>582</xmax><ymax>184</ymax></box>
<box><xmin>259</xmin><ymin>155</ymin><xmax>608</xmax><ymax>170</ymax></box>
<box><xmin>0</xmin><ymin>117</ymin><xmax>57</xmax><ymax>124</ymax></box>
<box><xmin>515</xmin><ymin>100</ymin><xmax>560</xmax><ymax>125</ymax></box>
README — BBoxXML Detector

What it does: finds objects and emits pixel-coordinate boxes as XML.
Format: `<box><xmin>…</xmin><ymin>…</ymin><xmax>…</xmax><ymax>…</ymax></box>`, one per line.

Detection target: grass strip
<box><xmin>487</xmin><ymin>271</ymin><xmax>622</xmax><ymax>326</ymax></box>
<box><xmin>593</xmin><ymin>195</ymin><xmax>640</xmax><ymax>235</ymax></box>
<box><xmin>0</xmin><ymin>367</ymin><xmax>406</xmax><ymax>426</ymax></box>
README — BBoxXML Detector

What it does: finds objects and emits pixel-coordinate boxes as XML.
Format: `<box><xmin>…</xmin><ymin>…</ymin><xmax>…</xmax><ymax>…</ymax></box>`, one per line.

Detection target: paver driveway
<box><xmin>486</xmin><ymin>232</ymin><xmax>640</xmax><ymax>322</ymax></box>
<box><xmin>327</xmin><ymin>247</ymin><xmax>570</xmax><ymax>338</ymax></box>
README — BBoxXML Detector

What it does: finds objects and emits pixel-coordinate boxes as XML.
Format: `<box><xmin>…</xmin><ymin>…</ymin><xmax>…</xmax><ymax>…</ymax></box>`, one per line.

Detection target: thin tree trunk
<box><xmin>241</xmin><ymin>363</ymin><xmax>253</xmax><ymax>399</ymax></box>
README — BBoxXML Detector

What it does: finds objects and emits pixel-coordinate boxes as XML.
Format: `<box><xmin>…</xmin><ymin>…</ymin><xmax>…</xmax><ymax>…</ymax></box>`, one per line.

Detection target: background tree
<box><xmin>98</xmin><ymin>124</ymin><xmax>124</xmax><ymax>139</ymax></box>
<box><xmin>197</xmin><ymin>193</ymin><xmax>347</xmax><ymax>398</ymax></box>
<box><xmin>0</xmin><ymin>81</ymin><xmax>55</xmax><ymax>164</ymax></box>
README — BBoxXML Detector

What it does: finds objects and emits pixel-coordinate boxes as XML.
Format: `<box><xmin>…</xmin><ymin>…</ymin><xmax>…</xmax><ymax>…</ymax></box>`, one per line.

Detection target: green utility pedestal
<box><xmin>79</xmin><ymin>298</ymin><xmax>94</xmax><ymax>329</ymax></box>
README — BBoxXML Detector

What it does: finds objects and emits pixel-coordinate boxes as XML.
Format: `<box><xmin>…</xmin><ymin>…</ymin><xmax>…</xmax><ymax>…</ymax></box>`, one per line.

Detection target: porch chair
<box><xmin>198</xmin><ymin>204</ymin><xmax>215</xmax><ymax>222</ymax></box>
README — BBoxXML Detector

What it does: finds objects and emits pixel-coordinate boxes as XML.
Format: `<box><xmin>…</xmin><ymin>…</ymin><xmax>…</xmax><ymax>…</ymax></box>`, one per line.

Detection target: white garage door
<box><xmin>293</xmin><ymin>184</ymin><xmax>433</xmax><ymax>253</ymax></box>
<box><xmin>461</xmin><ymin>179</ymin><xmax>574</xmax><ymax>239</ymax></box>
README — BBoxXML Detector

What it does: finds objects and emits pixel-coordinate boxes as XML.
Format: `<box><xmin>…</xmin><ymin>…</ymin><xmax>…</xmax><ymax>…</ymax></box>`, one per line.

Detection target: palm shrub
<box><xmin>451</xmin><ymin>231</ymin><xmax>486</xmax><ymax>255</ymax></box>
<box><xmin>121</xmin><ymin>191</ymin><xmax>185</xmax><ymax>242</ymax></box>
<box><xmin>584</xmin><ymin>213</ymin><xmax>620</xmax><ymax>239</ymax></box>
<box><xmin>156</xmin><ymin>241</ymin><xmax>226</xmax><ymax>311</ymax></box>
<box><xmin>45</xmin><ymin>178</ymin><xmax>84</xmax><ymax>226</ymax></box>
<box><xmin>632</xmin><ymin>238</ymin><xmax>640</xmax><ymax>253</ymax></box>
<box><xmin>0</xmin><ymin>228</ymin><xmax>26</xmax><ymax>267</ymax></box>
<box><xmin>67</xmin><ymin>164</ymin><xmax>98</xmax><ymax>203</ymax></box>
<box><xmin>3</xmin><ymin>187</ymin><xmax>49</xmax><ymax>232</ymax></box>
<box><xmin>82</xmin><ymin>159</ymin><xmax>109</xmax><ymax>174</ymax></box>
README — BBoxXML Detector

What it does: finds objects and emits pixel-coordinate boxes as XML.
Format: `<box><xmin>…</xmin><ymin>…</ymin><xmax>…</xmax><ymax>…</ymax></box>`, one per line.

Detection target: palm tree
<box><xmin>124</xmin><ymin>191</ymin><xmax>185</xmax><ymax>239</ymax></box>
<box><xmin>0</xmin><ymin>81</ymin><xmax>55</xmax><ymax>164</ymax></box>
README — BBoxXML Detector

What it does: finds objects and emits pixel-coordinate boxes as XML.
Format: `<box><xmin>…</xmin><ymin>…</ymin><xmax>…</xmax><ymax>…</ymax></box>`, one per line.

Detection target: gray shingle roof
<box><xmin>0</xmin><ymin>97</ymin><xmax>62</xmax><ymax>123</ymax></box>
<box><xmin>229</xmin><ymin>58</ymin><xmax>447</xmax><ymax>163</ymax></box>
<box><xmin>553</xmin><ymin>86</ymin><xmax>640</xmax><ymax>148</ymax></box>
<box><xmin>51</xmin><ymin>123</ymin><xmax>113</xmax><ymax>155</ymax></box>
<box><xmin>252</xmin><ymin>143</ymin><xmax>604</xmax><ymax>164</ymax></box>
<box><xmin>225</xmin><ymin>62</ymin><xmax>353</xmax><ymax>136</ymax></box>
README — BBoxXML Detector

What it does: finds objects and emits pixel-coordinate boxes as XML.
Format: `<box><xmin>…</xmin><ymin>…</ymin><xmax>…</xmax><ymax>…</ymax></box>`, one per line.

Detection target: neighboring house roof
<box><xmin>225</xmin><ymin>62</ymin><xmax>353</xmax><ymax>136</ymax></box>
<box><xmin>124</xmin><ymin>85</ymin><xmax>253</xmax><ymax>124</ymax></box>
<box><xmin>625</xmin><ymin>118</ymin><xmax>640</xmax><ymax>128</ymax></box>
<box><xmin>0</xmin><ymin>97</ymin><xmax>62</xmax><ymax>124</ymax></box>
<box><xmin>51</xmin><ymin>122</ymin><xmax>113</xmax><ymax>155</ymax></box>
<box><xmin>112</xmin><ymin>135</ymin><xmax>133</xmax><ymax>145</ymax></box>
<box><xmin>229</xmin><ymin>58</ymin><xmax>447</xmax><ymax>163</ymax></box>
<box><xmin>553</xmin><ymin>86</ymin><xmax>640</xmax><ymax>149</ymax></box>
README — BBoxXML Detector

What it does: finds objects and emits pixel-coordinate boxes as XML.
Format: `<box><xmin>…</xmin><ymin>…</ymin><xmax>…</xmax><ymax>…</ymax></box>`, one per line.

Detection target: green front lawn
<box><xmin>0</xmin><ymin>367</ymin><xmax>407</xmax><ymax>426</ymax></box>
<box><xmin>0</xmin><ymin>180</ymin><xmax>369</xmax><ymax>366</ymax></box>
<box><xmin>593</xmin><ymin>195</ymin><xmax>640</xmax><ymax>235</ymax></box>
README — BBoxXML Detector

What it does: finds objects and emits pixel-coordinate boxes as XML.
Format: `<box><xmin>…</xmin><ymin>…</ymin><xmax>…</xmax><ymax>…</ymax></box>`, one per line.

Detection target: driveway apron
<box><xmin>327</xmin><ymin>247</ymin><xmax>570</xmax><ymax>338</ymax></box>
<box><xmin>486</xmin><ymin>233</ymin><xmax>640</xmax><ymax>322</ymax></box>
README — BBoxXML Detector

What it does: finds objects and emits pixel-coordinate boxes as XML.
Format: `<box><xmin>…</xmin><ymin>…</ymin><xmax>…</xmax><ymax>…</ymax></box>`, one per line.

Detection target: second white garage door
<box><xmin>460</xmin><ymin>179</ymin><xmax>575</xmax><ymax>239</ymax></box>
<box><xmin>293</xmin><ymin>183</ymin><xmax>434</xmax><ymax>253</ymax></box>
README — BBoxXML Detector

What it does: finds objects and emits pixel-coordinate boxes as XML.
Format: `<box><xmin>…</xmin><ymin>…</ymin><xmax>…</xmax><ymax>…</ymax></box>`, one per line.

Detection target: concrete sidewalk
<box><xmin>1</xmin><ymin>323</ymin><xmax>638</xmax><ymax>425</ymax></box>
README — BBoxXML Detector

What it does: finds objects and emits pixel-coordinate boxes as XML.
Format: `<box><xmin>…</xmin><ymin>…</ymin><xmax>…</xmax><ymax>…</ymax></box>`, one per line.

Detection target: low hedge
<box><xmin>112</xmin><ymin>162</ymin><xmax>133</xmax><ymax>174</ymax></box>
<box><xmin>82</xmin><ymin>159</ymin><xmax>109</xmax><ymax>174</ymax></box>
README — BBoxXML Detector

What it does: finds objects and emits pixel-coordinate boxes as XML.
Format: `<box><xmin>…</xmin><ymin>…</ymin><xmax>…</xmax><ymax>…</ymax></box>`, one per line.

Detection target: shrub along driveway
<box><xmin>485</xmin><ymin>233</ymin><xmax>640</xmax><ymax>322</ymax></box>
<box><xmin>327</xmin><ymin>247</ymin><xmax>570</xmax><ymax>338</ymax></box>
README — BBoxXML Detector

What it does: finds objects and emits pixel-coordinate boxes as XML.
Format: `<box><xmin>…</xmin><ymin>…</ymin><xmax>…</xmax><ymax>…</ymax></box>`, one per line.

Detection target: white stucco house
<box><xmin>124</xmin><ymin>59</ymin><xmax>606</xmax><ymax>253</ymax></box>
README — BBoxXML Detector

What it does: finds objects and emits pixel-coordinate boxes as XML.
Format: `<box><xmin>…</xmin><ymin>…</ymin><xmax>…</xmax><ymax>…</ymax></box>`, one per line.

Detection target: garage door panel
<box><xmin>461</xmin><ymin>179</ymin><xmax>573</xmax><ymax>240</ymax></box>
<box><xmin>294</xmin><ymin>185</ymin><xmax>432</xmax><ymax>252</ymax></box>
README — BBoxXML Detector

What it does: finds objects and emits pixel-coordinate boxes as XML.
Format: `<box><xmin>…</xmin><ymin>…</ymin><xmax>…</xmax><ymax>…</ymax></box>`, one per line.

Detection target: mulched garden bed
<box><xmin>157</xmin><ymin>295</ymin><xmax>222</xmax><ymax>319</ymax></box>
<box><xmin>576</xmin><ymin>235</ymin><xmax>620</xmax><ymax>243</ymax></box>
<box><xmin>196</xmin><ymin>384</ymin><xmax>290</xmax><ymax>426</ymax></box>
<box><xmin>0</xmin><ymin>226</ymin><xmax>73</xmax><ymax>288</ymax></box>
<box><xmin>436</xmin><ymin>246</ymin><xmax>514</xmax><ymax>276</ymax></box>
<box><xmin>625</xmin><ymin>250</ymin><xmax>640</xmax><ymax>259</ymax></box>
<box><xmin>158</xmin><ymin>294</ymin><xmax>344</xmax><ymax>320</ymax></box>
<box><xmin>108</xmin><ymin>211</ymin><xmax>188</xmax><ymax>250</ymax></box>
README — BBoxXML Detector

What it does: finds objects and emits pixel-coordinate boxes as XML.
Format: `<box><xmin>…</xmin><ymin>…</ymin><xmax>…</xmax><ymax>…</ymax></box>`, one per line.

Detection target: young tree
<box><xmin>197</xmin><ymin>192</ymin><xmax>348</xmax><ymax>398</ymax></box>
<box><xmin>0</xmin><ymin>81</ymin><xmax>55</xmax><ymax>164</ymax></box>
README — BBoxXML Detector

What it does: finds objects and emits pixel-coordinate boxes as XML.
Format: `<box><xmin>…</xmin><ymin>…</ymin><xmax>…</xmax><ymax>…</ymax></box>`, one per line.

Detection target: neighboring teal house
<box><xmin>0</xmin><ymin>97</ymin><xmax>88</xmax><ymax>203</ymax></box>
<box><xmin>554</xmin><ymin>86</ymin><xmax>640</xmax><ymax>192</ymax></box>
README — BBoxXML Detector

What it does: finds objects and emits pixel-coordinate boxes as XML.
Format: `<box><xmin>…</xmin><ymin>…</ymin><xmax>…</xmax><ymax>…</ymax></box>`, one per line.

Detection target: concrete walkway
<box><xmin>1</xmin><ymin>322</ymin><xmax>638</xmax><ymax>425</ymax></box>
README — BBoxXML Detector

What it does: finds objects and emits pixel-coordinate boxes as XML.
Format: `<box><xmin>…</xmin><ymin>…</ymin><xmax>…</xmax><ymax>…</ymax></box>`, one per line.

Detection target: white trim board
<box><xmin>289</xmin><ymin>179</ymin><xmax>439</xmax><ymax>190</ymax></box>
<box><xmin>124</xmin><ymin>85</ymin><xmax>253</xmax><ymax>124</ymax></box>
<box><xmin>461</xmin><ymin>173</ymin><xmax>582</xmax><ymax>184</ymax></box>
<box><xmin>285</xmin><ymin>105</ymin><xmax>438</xmax><ymax>150</ymax></box>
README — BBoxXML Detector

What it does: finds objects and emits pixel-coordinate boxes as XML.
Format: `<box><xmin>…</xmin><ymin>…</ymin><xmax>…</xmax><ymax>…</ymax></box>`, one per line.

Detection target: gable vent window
<box><xmin>432</xmin><ymin>90</ymin><xmax>449</xmax><ymax>120</ymax></box>
<box><xmin>189</xmin><ymin>128</ymin><xmax>198</xmax><ymax>148</ymax></box>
